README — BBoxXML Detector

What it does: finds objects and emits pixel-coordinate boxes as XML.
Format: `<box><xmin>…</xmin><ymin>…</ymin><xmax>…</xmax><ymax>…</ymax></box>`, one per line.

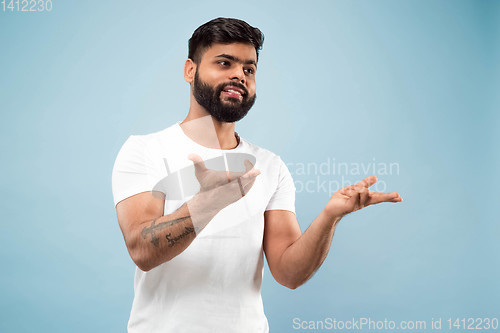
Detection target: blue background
<box><xmin>1</xmin><ymin>0</ymin><xmax>499</xmax><ymax>332</ymax></box>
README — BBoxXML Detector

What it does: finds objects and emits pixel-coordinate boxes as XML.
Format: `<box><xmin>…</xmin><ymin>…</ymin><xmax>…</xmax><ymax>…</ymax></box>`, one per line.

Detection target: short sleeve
<box><xmin>111</xmin><ymin>136</ymin><xmax>161</xmax><ymax>206</ymax></box>
<box><xmin>265</xmin><ymin>158</ymin><xmax>296</xmax><ymax>213</ymax></box>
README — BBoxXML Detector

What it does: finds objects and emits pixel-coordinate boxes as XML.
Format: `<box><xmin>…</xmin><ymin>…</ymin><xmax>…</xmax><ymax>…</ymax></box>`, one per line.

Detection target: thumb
<box><xmin>188</xmin><ymin>153</ymin><xmax>207</xmax><ymax>173</ymax></box>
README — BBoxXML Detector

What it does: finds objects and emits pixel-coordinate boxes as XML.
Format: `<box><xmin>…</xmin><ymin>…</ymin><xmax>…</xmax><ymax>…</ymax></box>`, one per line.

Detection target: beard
<box><xmin>193</xmin><ymin>69</ymin><xmax>256</xmax><ymax>123</ymax></box>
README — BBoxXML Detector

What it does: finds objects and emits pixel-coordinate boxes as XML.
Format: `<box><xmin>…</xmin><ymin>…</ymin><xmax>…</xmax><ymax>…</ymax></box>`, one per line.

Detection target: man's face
<box><xmin>192</xmin><ymin>43</ymin><xmax>257</xmax><ymax>123</ymax></box>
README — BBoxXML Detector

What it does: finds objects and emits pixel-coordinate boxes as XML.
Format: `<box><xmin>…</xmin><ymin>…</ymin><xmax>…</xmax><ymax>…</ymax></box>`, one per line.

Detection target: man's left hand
<box><xmin>324</xmin><ymin>175</ymin><xmax>403</xmax><ymax>221</ymax></box>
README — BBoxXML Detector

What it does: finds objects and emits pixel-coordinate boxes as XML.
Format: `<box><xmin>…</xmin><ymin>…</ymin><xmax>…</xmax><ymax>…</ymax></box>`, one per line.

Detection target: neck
<box><xmin>181</xmin><ymin>97</ymin><xmax>239</xmax><ymax>150</ymax></box>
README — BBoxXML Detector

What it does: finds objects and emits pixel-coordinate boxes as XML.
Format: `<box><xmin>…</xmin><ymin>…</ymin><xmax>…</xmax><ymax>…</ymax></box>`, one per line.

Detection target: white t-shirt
<box><xmin>112</xmin><ymin>123</ymin><xmax>296</xmax><ymax>333</ymax></box>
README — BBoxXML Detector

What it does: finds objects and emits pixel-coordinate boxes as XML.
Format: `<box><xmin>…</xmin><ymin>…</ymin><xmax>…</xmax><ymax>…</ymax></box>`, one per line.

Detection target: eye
<box><xmin>218</xmin><ymin>61</ymin><xmax>230</xmax><ymax>67</ymax></box>
<box><xmin>244</xmin><ymin>67</ymin><xmax>255</xmax><ymax>75</ymax></box>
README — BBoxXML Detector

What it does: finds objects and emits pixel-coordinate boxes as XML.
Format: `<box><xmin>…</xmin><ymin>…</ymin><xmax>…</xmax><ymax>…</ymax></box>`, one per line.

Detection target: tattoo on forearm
<box><xmin>141</xmin><ymin>216</ymin><xmax>191</xmax><ymax>247</ymax></box>
<box><xmin>165</xmin><ymin>227</ymin><xmax>195</xmax><ymax>247</ymax></box>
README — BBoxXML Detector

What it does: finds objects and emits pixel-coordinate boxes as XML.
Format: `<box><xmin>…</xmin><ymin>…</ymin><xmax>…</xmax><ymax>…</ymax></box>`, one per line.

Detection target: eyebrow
<box><xmin>215</xmin><ymin>54</ymin><xmax>257</xmax><ymax>68</ymax></box>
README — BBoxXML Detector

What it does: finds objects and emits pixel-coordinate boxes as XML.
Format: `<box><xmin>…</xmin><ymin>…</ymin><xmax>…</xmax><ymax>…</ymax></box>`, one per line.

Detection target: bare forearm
<box><xmin>270</xmin><ymin>175</ymin><xmax>402</xmax><ymax>289</ymax></box>
<box><xmin>120</xmin><ymin>159</ymin><xmax>259</xmax><ymax>272</ymax></box>
<box><xmin>278</xmin><ymin>210</ymin><xmax>341</xmax><ymax>288</ymax></box>
<box><xmin>132</xmin><ymin>204</ymin><xmax>195</xmax><ymax>271</ymax></box>
<box><xmin>130</xmin><ymin>194</ymin><xmax>219</xmax><ymax>271</ymax></box>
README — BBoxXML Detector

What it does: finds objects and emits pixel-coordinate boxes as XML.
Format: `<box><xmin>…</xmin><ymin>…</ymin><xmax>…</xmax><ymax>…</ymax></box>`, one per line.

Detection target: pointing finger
<box><xmin>243</xmin><ymin>159</ymin><xmax>255</xmax><ymax>172</ymax></box>
<box><xmin>226</xmin><ymin>159</ymin><xmax>256</xmax><ymax>179</ymax></box>
<box><xmin>242</xmin><ymin>166</ymin><xmax>261</xmax><ymax>179</ymax></box>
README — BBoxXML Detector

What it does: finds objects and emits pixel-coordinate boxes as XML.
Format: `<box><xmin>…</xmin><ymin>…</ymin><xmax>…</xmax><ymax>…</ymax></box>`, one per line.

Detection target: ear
<box><xmin>184</xmin><ymin>58</ymin><xmax>196</xmax><ymax>84</ymax></box>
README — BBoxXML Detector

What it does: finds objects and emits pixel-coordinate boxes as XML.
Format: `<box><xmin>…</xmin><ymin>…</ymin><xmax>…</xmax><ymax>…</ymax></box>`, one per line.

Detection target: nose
<box><xmin>229</xmin><ymin>65</ymin><xmax>245</xmax><ymax>85</ymax></box>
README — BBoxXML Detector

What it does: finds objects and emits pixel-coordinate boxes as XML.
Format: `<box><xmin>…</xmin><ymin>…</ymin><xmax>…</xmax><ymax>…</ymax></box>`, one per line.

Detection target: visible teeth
<box><xmin>226</xmin><ymin>89</ymin><xmax>241</xmax><ymax>95</ymax></box>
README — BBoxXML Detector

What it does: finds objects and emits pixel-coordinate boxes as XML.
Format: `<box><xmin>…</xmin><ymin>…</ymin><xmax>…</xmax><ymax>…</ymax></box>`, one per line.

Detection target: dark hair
<box><xmin>188</xmin><ymin>17</ymin><xmax>264</xmax><ymax>64</ymax></box>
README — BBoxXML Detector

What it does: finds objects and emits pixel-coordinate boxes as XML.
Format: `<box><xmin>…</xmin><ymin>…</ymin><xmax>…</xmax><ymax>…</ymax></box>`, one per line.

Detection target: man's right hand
<box><xmin>187</xmin><ymin>153</ymin><xmax>260</xmax><ymax>221</ymax></box>
<box><xmin>115</xmin><ymin>153</ymin><xmax>260</xmax><ymax>271</ymax></box>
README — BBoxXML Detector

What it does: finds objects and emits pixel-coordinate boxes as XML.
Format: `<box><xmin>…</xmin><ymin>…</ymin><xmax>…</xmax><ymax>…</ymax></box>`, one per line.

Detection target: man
<box><xmin>112</xmin><ymin>17</ymin><xmax>402</xmax><ymax>332</ymax></box>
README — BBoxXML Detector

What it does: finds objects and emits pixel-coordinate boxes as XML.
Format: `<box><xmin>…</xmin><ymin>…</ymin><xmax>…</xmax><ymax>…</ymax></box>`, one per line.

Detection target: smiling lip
<box><xmin>221</xmin><ymin>85</ymin><xmax>245</xmax><ymax>101</ymax></box>
<box><xmin>223</xmin><ymin>85</ymin><xmax>245</xmax><ymax>96</ymax></box>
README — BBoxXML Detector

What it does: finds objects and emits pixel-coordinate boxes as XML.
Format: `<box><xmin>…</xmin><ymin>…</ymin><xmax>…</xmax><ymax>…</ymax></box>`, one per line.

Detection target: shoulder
<box><xmin>120</xmin><ymin>123</ymin><xmax>180</xmax><ymax>153</ymax></box>
<box><xmin>239</xmin><ymin>137</ymin><xmax>283</xmax><ymax>166</ymax></box>
<box><xmin>238</xmin><ymin>137</ymin><xmax>294</xmax><ymax>186</ymax></box>
<box><xmin>134</xmin><ymin>123</ymin><xmax>180</xmax><ymax>144</ymax></box>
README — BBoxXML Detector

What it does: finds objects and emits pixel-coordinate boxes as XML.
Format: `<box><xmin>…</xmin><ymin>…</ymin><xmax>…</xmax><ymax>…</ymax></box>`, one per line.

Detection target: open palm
<box><xmin>325</xmin><ymin>175</ymin><xmax>402</xmax><ymax>218</ymax></box>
